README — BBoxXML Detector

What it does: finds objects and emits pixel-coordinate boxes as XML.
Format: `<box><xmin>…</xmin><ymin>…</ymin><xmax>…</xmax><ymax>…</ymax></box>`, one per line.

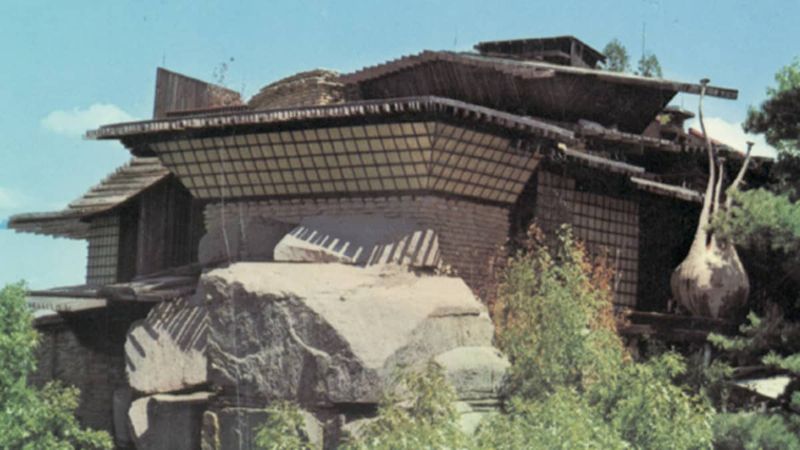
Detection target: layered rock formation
<box><xmin>124</xmin><ymin>261</ymin><xmax>508</xmax><ymax>448</ymax></box>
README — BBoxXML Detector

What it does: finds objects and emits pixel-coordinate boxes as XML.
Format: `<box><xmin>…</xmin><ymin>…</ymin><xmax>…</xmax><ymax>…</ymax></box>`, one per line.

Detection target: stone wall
<box><xmin>204</xmin><ymin>195</ymin><xmax>510</xmax><ymax>298</ymax></box>
<box><xmin>31</xmin><ymin>304</ymin><xmax>151</xmax><ymax>446</ymax></box>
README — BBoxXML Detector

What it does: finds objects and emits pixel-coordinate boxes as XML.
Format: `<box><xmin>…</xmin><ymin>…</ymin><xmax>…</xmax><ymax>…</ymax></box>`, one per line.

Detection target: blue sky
<box><xmin>1</xmin><ymin>0</ymin><xmax>797</xmax><ymax>288</ymax></box>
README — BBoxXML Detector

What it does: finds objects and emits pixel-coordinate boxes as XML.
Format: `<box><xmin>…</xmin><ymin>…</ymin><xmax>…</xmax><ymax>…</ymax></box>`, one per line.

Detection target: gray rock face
<box><xmin>125</xmin><ymin>297</ymin><xmax>208</xmax><ymax>395</ymax></box>
<box><xmin>201</xmin><ymin>262</ymin><xmax>495</xmax><ymax>406</ymax></box>
<box><xmin>198</xmin><ymin>214</ymin><xmax>295</xmax><ymax>264</ymax></box>
<box><xmin>434</xmin><ymin>346</ymin><xmax>510</xmax><ymax>401</ymax></box>
<box><xmin>112</xmin><ymin>388</ymin><xmax>133</xmax><ymax>449</ymax></box>
<box><xmin>128</xmin><ymin>392</ymin><xmax>212</xmax><ymax>450</ymax></box>
<box><xmin>273</xmin><ymin>215</ymin><xmax>441</xmax><ymax>268</ymax></box>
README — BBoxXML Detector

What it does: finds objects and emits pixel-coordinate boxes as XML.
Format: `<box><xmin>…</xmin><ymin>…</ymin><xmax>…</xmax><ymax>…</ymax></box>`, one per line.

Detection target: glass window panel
<box><xmin>345</xmin><ymin>180</ymin><xmax>358</xmax><ymax>191</ymax></box>
<box><xmin>361</xmin><ymin>153</ymin><xmax>375</xmax><ymax>165</ymax></box>
<box><xmin>305</xmin><ymin>169</ymin><xmax>318</xmax><ymax>181</ymax></box>
<box><xmin>341</xmin><ymin>126</ymin><xmax>355</xmax><ymax>139</ymax></box>
<box><xmin>357</xmin><ymin>179</ymin><xmax>370</xmax><ymax>191</ymax></box>
<box><xmin>303</xmin><ymin>129</ymin><xmax>317</xmax><ymax>141</ymax></box>
<box><xmin>369</xmin><ymin>179</ymin><xmax>383</xmax><ymax>190</ymax></box>
<box><xmin>341</xmin><ymin>167</ymin><xmax>355</xmax><ymax>179</ymax></box>
<box><xmin>356</xmin><ymin>140</ymin><xmax>370</xmax><ymax>152</ymax></box>
<box><xmin>242</xmin><ymin>186</ymin><xmax>254</xmax><ymax>197</ymax></box>
<box><xmin>318</xmin><ymin>169</ymin><xmax>330</xmax><ymax>179</ymax></box>
<box><xmin>365</xmin><ymin>125</ymin><xmax>378</xmax><ymax>137</ymax></box>
<box><xmin>383</xmin><ymin>138</ymin><xmax>396</xmax><ymax>151</ymax></box>
<box><xmin>309</xmin><ymin>142</ymin><xmax>322</xmax><ymax>154</ymax></box>
<box><xmin>328</xmin><ymin>127</ymin><xmax>342</xmax><ymax>140</ymax></box>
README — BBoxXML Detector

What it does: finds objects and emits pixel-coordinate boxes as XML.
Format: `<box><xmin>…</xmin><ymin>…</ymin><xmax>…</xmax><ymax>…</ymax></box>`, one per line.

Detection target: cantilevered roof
<box><xmin>339</xmin><ymin>51</ymin><xmax>737</xmax><ymax>133</ymax></box>
<box><xmin>88</xmin><ymin>96</ymin><xmax>574</xmax><ymax>143</ymax></box>
<box><xmin>89</xmin><ymin>97</ymin><xmax>583</xmax><ymax>204</ymax></box>
<box><xmin>9</xmin><ymin>158</ymin><xmax>169</xmax><ymax>239</ymax></box>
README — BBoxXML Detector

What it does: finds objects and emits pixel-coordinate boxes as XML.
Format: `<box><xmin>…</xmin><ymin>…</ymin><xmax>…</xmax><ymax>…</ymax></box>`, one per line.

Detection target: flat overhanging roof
<box><xmin>338</xmin><ymin>51</ymin><xmax>737</xmax><ymax>133</ymax></box>
<box><xmin>87</xmin><ymin>96</ymin><xmax>575</xmax><ymax>143</ymax></box>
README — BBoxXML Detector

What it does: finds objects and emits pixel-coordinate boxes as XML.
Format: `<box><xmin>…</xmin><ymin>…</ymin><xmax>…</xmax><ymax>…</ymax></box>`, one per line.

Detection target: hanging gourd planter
<box><xmin>670</xmin><ymin>79</ymin><xmax>753</xmax><ymax>319</ymax></box>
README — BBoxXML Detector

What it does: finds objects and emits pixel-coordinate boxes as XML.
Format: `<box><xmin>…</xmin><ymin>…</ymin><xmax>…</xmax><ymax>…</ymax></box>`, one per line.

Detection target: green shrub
<box><xmin>253</xmin><ymin>401</ymin><xmax>314</xmax><ymax>450</ymax></box>
<box><xmin>475</xmin><ymin>388</ymin><xmax>625</xmax><ymax>450</ymax></box>
<box><xmin>492</xmin><ymin>226</ymin><xmax>625</xmax><ymax>400</ymax></box>
<box><xmin>342</xmin><ymin>361</ymin><xmax>470</xmax><ymax>450</ymax></box>
<box><xmin>713</xmin><ymin>412</ymin><xmax>800</xmax><ymax>450</ymax></box>
<box><xmin>491</xmin><ymin>226</ymin><xmax>714</xmax><ymax>450</ymax></box>
<box><xmin>0</xmin><ymin>283</ymin><xmax>112</xmax><ymax>450</ymax></box>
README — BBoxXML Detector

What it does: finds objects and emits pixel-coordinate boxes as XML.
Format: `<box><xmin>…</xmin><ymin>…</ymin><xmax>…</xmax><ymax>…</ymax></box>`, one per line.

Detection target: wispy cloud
<box><xmin>41</xmin><ymin>103</ymin><xmax>136</xmax><ymax>137</ymax></box>
<box><xmin>688</xmin><ymin>116</ymin><xmax>776</xmax><ymax>158</ymax></box>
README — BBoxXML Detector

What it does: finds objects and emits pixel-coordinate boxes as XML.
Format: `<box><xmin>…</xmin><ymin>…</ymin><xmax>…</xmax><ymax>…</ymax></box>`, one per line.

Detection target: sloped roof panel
<box><xmin>8</xmin><ymin>158</ymin><xmax>169</xmax><ymax>239</ymax></box>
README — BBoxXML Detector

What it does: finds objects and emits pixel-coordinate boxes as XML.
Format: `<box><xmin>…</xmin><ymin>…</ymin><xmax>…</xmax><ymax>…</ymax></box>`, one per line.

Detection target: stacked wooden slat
<box><xmin>8</xmin><ymin>158</ymin><xmax>169</xmax><ymax>239</ymax></box>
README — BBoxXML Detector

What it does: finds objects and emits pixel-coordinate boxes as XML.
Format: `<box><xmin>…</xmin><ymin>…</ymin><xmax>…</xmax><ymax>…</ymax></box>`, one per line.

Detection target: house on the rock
<box><xmin>10</xmin><ymin>35</ymin><xmax>763</xmax><ymax>449</ymax></box>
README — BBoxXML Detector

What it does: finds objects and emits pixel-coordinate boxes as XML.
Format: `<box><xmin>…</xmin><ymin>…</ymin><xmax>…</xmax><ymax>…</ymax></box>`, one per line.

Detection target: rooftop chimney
<box><xmin>474</xmin><ymin>36</ymin><xmax>605</xmax><ymax>68</ymax></box>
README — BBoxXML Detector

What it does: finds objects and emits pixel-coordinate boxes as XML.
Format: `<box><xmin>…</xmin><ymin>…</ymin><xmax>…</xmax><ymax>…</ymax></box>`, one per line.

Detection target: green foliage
<box><xmin>602</xmin><ymin>39</ymin><xmax>630</xmax><ymax>72</ymax></box>
<box><xmin>493</xmin><ymin>226</ymin><xmax>624</xmax><ymax>400</ymax></box>
<box><xmin>254</xmin><ymin>402</ymin><xmax>314</xmax><ymax>450</ymax></box>
<box><xmin>713</xmin><ymin>412</ymin><xmax>800</xmax><ymax>450</ymax></box>
<box><xmin>490</xmin><ymin>227</ymin><xmax>713</xmax><ymax>449</ymax></box>
<box><xmin>603</xmin><ymin>353</ymin><xmax>714</xmax><ymax>450</ymax></box>
<box><xmin>745</xmin><ymin>57</ymin><xmax>800</xmax><ymax>156</ymax></box>
<box><xmin>0</xmin><ymin>283</ymin><xmax>112</xmax><ymax>450</ymax></box>
<box><xmin>476</xmin><ymin>388</ymin><xmax>626</xmax><ymax>450</ymax></box>
<box><xmin>637</xmin><ymin>52</ymin><xmax>663</xmax><ymax>78</ymax></box>
<box><xmin>343</xmin><ymin>361</ymin><xmax>469</xmax><ymax>450</ymax></box>
<box><xmin>712</xmin><ymin>189</ymin><xmax>800</xmax><ymax>258</ymax></box>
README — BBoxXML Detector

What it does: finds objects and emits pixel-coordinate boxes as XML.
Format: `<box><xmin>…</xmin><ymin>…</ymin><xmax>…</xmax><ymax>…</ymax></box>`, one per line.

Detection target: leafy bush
<box><xmin>492</xmin><ymin>225</ymin><xmax>625</xmax><ymax>400</ymax></box>
<box><xmin>254</xmin><ymin>401</ymin><xmax>314</xmax><ymax>450</ymax></box>
<box><xmin>604</xmin><ymin>353</ymin><xmax>714</xmax><ymax>450</ymax></box>
<box><xmin>0</xmin><ymin>283</ymin><xmax>112</xmax><ymax>450</ymax></box>
<box><xmin>342</xmin><ymin>361</ymin><xmax>470</xmax><ymax>450</ymax></box>
<box><xmin>713</xmin><ymin>412</ymin><xmax>800</xmax><ymax>450</ymax></box>
<box><xmin>476</xmin><ymin>388</ymin><xmax>625</xmax><ymax>450</ymax></box>
<box><xmin>490</xmin><ymin>226</ymin><xmax>714</xmax><ymax>450</ymax></box>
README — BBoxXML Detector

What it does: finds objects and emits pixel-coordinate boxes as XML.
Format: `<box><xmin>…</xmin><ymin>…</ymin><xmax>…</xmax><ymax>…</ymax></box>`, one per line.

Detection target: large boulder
<box><xmin>273</xmin><ymin>215</ymin><xmax>441</xmax><ymax>268</ymax></box>
<box><xmin>128</xmin><ymin>392</ymin><xmax>212</xmax><ymax>450</ymax></box>
<box><xmin>125</xmin><ymin>297</ymin><xmax>208</xmax><ymax>395</ymax></box>
<box><xmin>200</xmin><ymin>263</ymin><xmax>496</xmax><ymax>406</ymax></box>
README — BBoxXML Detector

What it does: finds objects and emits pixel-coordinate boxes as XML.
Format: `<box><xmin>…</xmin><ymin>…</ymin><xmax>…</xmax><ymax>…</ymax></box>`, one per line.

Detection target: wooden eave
<box><xmin>630</xmin><ymin>176</ymin><xmax>703</xmax><ymax>203</ymax></box>
<box><xmin>87</xmin><ymin>96</ymin><xmax>576</xmax><ymax>144</ymax></box>
<box><xmin>8</xmin><ymin>158</ymin><xmax>169</xmax><ymax>239</ymax></box>
<box><xmin>337</xmin><ymin>51</ymin><xmax>736</xmax><ymax>133</ymax></box>
<box><xmin>339</xmin><ymin>51</ymin><xmax>737</xmax><ymax>99</ymax></box>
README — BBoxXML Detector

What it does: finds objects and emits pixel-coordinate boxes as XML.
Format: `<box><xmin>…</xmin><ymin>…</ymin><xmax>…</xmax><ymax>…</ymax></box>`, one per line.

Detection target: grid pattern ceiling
<box><xmin>149</xmin><ymin>120</ymin><xmax>542</xmax><ymax>204</ymax></box>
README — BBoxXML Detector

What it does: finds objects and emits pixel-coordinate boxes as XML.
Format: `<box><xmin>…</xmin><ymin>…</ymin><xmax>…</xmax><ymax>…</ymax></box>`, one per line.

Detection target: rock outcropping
<box><xmin>124</xmin><ymin>261</ymin><xmax>508</xmax><ymax>448</ymax></box>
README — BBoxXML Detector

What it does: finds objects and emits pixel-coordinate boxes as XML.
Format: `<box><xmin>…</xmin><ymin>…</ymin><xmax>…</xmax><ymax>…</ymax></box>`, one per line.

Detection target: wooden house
<box><xmin>8</xmin><ymin>35</ymin><xmax>762</xmax><ymax>442</ymax></box>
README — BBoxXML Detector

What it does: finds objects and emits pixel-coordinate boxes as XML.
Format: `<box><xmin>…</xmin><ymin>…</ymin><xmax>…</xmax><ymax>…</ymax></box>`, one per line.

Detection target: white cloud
<box><xmin>41</xmin><ymin>103</ymin><xmax>136</xmax><ymax>137</ymax></box>
<box><xmin>687</xmin><ymin>116</ymin><xmax>777</xmax><ymax>159</ymax></box>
